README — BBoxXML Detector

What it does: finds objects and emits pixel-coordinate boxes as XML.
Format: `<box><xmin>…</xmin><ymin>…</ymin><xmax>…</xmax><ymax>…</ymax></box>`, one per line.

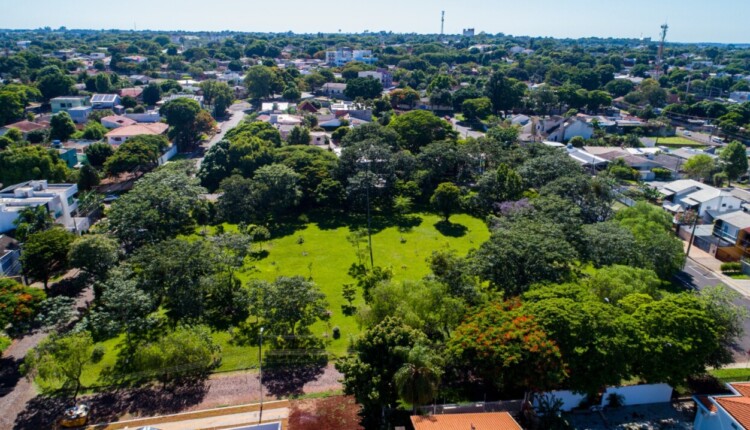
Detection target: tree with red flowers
<box><xmin>447</xmin><ymin>300</ymin><xmax>566</xmax><ymax>392</ymax></box>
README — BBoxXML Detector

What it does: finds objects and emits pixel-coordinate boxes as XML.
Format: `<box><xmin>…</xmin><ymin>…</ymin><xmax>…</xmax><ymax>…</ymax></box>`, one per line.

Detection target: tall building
<box><xmin>463</xmin><ymin>28</ymin><xmax>475</xmax><ymax>37</ymax></box>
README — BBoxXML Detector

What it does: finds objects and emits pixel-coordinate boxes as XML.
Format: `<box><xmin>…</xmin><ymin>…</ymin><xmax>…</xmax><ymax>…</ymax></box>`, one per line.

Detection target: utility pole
<box><xmin>258</xmin><ymin>327</ymin><xmax>264</xmax><ymax>426</ymax></box>
<box><xmin>683</xmin><ymin>206</ymin><xmax>699</xmax><ymax>269</ymax></box>
<box><xmin>365</xmin><ymin>154</ymin><xmax>374</xmax><ymax>269</ymax></box>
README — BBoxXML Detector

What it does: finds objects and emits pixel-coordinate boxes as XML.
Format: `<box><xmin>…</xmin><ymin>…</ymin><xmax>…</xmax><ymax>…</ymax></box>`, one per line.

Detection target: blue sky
<box><xmin>2</xmin><ymin>0</ymin><xmax>748</xmax><ymax>43</ymax></box>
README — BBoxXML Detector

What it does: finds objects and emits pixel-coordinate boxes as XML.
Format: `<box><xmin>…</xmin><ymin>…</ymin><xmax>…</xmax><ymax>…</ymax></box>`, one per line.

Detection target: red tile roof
<box><xmin>3</xmin><ymin>120</ymin><xmax>48</xmax><ymax>133</ymax></box>
<box><xmin>410</xmin><ymin>412</ymin><xmax>522</xmax><ymax>430</ymax></box>
<box><xmin>105</xmin><ymin>123</ymin><xmax>168</xmax><ymax>138</ymax></box>
<box><xmin>716</xmin><ymin>396</ymin><xmax>750</xmax><ymax>428</ymax></box>
<box><xmin>119</xmin><ymin>87</ymin><xmax>144</xmax><ymax>98</ymax></box>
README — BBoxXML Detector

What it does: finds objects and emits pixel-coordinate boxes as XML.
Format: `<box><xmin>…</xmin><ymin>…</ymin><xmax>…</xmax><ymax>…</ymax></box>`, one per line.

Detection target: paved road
<box><xmin>196</xmin><ymin>102</ymin><xmax>249</xmax><ymax>170</ymax></box>
<box><xmin>675</xmin><ymin>258</ymin><xmax>750</xmax><ymax>361</ymax></box>
<box><xmin>674</xmin><ymin>126</ymin><xmax>720</xmax><ymax>146</ymax></box>
<box><xmin>450</xmin><ymin>118</ymin><xmax>485</xmax><ymax>139</ymax></box>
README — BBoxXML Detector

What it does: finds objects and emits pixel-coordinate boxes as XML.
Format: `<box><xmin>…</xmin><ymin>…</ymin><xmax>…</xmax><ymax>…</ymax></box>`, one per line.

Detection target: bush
<box><xmin>91</xmin><ymin>345</ymin><xmax>105</xmax><ymax>363</ymax></box>
<box><xmin>651</xmin><ymin>167</ymin><xmax>672</xmax><ymax>180</ymax></box>
<box><xmin>332</xmin><ymin>326</ymin><xmax>341</xmax><ymax>339</ymax></box>
<box><xmin>721</xmin><ymin>262</ymin><xmax>743</xmax><ymax>274</ymax></box>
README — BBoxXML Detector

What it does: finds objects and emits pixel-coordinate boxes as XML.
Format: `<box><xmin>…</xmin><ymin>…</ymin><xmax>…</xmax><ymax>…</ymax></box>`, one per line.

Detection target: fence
<box><xmin>417</xmin><ymin>399</ymin><xmax>523</xmax><ymax>416</ymax></box>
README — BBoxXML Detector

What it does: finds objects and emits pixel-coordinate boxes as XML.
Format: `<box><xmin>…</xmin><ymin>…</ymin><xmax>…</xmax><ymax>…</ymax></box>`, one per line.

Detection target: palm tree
<box><xmin>394</xmin><ymin>344</ymin><xmax>443</xmax><ymax>414</ymax></box>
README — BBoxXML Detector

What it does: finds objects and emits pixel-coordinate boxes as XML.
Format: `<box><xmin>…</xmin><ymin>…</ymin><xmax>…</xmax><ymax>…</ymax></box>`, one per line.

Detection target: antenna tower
<box><xmin>441</xmin><ymin>11</ymin><xmax>445</xmax><ymax>38</ymax></box>
<box><xmin>656</xmin><ymin>23</ymin><xmax>668</xmax><ymax>79</ymax></box>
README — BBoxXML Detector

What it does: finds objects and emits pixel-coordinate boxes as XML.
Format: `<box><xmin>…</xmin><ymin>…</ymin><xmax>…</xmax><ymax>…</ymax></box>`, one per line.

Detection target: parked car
<box><xmin>683</xmin><ymin>130</ymin><xmax>692</xmax><ymax>136</ymax></box>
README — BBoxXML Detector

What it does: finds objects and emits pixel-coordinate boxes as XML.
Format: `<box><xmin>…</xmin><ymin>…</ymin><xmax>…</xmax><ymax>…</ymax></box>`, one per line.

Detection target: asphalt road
<box><xmin>450</xmin><ymin>118</ymin><xmax>485</xmax><ymax>139</ymax></box>
<box><xmin>196</xmin><ymin>102</ymin><xmax>249</xmax><ymax>170</ymax></box>
<box><xmin>675</xmin><ymin>126</ymin><xmax>720</xmax><ymax>146</ymax></box>
<box><xmin>675</xmin><ymin>259</ymin><xmax>750</xmax><ymax>361</ymax></box>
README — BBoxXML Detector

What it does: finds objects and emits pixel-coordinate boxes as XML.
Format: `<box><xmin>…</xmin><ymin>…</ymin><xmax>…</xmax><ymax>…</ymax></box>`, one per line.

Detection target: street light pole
<box><xmin>258</xmin><ymin>326</ymin><xmax>264</xmax><ymax>426</ymax></box>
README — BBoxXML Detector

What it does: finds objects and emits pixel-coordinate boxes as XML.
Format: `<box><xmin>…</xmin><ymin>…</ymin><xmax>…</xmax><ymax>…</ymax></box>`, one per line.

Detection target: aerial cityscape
<box><xmin>2</xmin><ymin>2</ymin><xmax>750</xmax><ymax>429</ymax></box>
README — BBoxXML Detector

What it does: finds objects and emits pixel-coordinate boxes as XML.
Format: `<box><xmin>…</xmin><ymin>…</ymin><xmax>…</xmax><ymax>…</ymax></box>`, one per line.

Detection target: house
<box><xmin>67</xmin><ymin>106</ymin><xmax>93</xmax><ymax>124</ymax></box>
<box><xmin>260</xmin><ymin>102</ymin><xmax>291</xmax><ymax>113</ymax></box>
<box><xmin>358</xmin><ymin>69</ymin><xmax>393</xmax><ymax>88</ymax></box>
<box><xmin>321</xmin><ymin>83</ymin><xmax>347</xmax><ymax>98</ymax></box>
<box><xmin>0</xmin><ymin>180</ymin><xmax>79</xmax><ymax>234</ymax></box>
<box><xmin>161</xmin><ymin>94</ymin><xmax>204</xmax><ymax>108</ymax></box>
<box><xmin>730</xmin><ymin>91</ymin><xmax>750</xmax><ymax>103</ymax></box>
<box><xmin>325</xmin><ymin>48</ymin><xmax>377</xmax><ymax>66</ymax></box>
<box><xmin>90</xmin><ymin>94</ymin><xmax>122</xmax><ymax>110</ymax></box>
<box><xmin>101</xmin><ymin>115</ymin><xmax>137</xmax><ymax>129</ymax></box>
<box><xmin>694</xmin><ymin>382</ymin><xmax>750</xmax><ymax>430</ymax></box>
<box><xmin>565</xmin><ymin>145</ymin><xmax>610</xmax><ymax>170</ymax></box>
<box><xmin>0</xmin><ymin>120</ymin><xmax>49</xmax><ymax>139</ymax></box>
<box><xmin>104</xmin><ymin>123</ymin><xmax>169</xmax><ymax>145</ymax></box>
<box><xmin>51</xmin><ymin>96</ymin><xmax>90</xmax><ymax>114</ymax></box>
<box><xmin>411</xmin><ymin>412</ymin><xmax>522</xmax><ymax>430</ymax></box>
<box><xmin>659</xmin><ymin>179</ymin><xmax>743</xmax><ymax>218</ymax></box>
<box><xmin>128</xmin><ymin>75</ymin><xmax>153</xmax><ymax>84</ymax></box>
<box><xmin>56</xmin><ymin>147</ymin><xmax>78</xmax><ymax>169</ymax></box>
<box><xmin>310</xmin><ymin>131</ymin><xmax>328</xmax><ymax>146</ymax></box>
<box><xmin>712</xmin><ymin>211</ymin><xmax>750</xmax><ymax>261</ymax></box>
<box><xmin>122</xmin><ymin>55</ymin><xmax>147</xmax><ymax>64</ymax></box>
<box><xmin>0</xmin><ymin>235</ymin><xmax>21</xmax><ymax>277</ymax></box>
<box><xmin>124</xmin><ymin>111</ymin><xmax>162</xmax><ymax>123</ymax></box>
<box><xmin>119</xmin><ymin>87</ymin><xmax>144</xmax><ymax>100</ymax></box>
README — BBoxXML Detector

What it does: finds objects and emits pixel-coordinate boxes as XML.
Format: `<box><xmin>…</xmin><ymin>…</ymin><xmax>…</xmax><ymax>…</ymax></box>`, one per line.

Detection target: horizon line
<box><xmin>1</xmin><ymin>27</ymin><xmax>748</xmax><ymax>46</ymax></box>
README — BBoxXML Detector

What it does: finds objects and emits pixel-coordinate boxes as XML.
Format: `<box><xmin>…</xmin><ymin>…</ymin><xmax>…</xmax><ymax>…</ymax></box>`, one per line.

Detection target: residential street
<box><xmin>450</xmin><ymin>118</ymin><xmax>485</xmax><ymax>139</ymax></box>
<box><xmin>675</xmin><ymin>244</ymin><xmax>750</xmax><ymax>362</ymax></box>
<box><xmin>195</xmin><ymin>101</ymin><xmax>250</xmax><ymax>170</ymax></box>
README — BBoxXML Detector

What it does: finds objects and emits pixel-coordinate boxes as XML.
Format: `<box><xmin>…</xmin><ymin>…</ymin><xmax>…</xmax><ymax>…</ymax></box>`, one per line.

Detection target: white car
<box><xmin>682</xmin><ymin>130</ymin><xmax>692</xmax><ymax>136</ymax></box>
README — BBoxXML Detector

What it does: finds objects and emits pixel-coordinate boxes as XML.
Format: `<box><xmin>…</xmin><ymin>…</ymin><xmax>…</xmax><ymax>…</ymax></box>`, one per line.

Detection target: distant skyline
<box><xmin>2</xmin><ymin>0</ymin><xmax>749</xmax><ymax>44</ymax></box>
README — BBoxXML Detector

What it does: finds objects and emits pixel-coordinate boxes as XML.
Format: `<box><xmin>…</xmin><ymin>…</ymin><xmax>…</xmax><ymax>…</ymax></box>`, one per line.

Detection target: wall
<box><xmin>534</xmin><ymin>390</ymin><xmax>588</xmax><ymax>412</ymax></box>
<box><xmin>600</xmin><ymin>384</ymin><xmax>672</xmax><ymax>407</ymax></box>
<box><xmin>158</xmin><ymin>145</ymin><xmax>178</xmax><ymax>165</ymax></box>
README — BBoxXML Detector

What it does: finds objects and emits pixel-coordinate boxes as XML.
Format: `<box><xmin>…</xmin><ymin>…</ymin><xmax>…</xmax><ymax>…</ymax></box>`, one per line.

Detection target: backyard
<box><xmin>78</xmin><ymin>212</ymin><xmax>490</xmax><ymax>388</ymax></box>
<box><xmin>656</xmin><ymin>136</ymin><xmax>707</xmax><ymax>148</ymax></box>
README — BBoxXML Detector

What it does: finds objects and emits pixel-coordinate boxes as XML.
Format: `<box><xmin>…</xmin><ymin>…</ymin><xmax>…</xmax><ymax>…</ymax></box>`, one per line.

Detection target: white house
<box><xmin>321</xmin><ymin>83</ymin><xmax>347</xmax><ymax>98</ymax></box>
<box><xmin>694</xmin><ymin>382</ymin><xmax>750</xmax><ymax>430</ymax></box>
<box><xmin>325</xmin><ymin>48</ymin><xmax>377</xmax><ymax>66</ymax></box>
<box><xmin>0</xmin><ymin>181</ymin><xmax>79</xmax><ymax>233</ymax></box>
<box><xmin>659</xmin><ymin>179</ymin><xmax>743</xmax><ymax>217</ymax></box>
<box><xmin>358</xmin><ymin>70</ymin><xmax>393</xmax><ymax>88</ymax></box>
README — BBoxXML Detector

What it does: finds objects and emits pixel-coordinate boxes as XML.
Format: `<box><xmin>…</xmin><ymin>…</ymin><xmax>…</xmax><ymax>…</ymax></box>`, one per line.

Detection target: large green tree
<box><xmin>484</xmin><ymin>71</ymin><xmax>526</xmax><ymax>116</ymax></box>
<box><xmin>106</xmin><ymin>162</ymin><xmax>205</xmax><ymax>250</ymax></box>
<box><xmin>21</xmin><ymin>227</ymin><xmax>75</xmax><ymax>290</ymax></box>
<box><xmin>720</xmin><ymin>141</ymin><xmax>748</xmax><ymax>185</ymax></box>
<box><xmin>471</xmin><ymin>218</ymin><xmax>578</xmax><ymax>296</ymax></box>
<box><xmin>23</xmin><ymin>332</ymin><xmax>94</xmax><ymax>400</ymax></box>
<box><xmin>394</xmin><ymin>344</ymin><xmax>443</xmax><ymax>413</ymax></box>
<box><xmin>336</xmin><ymin>317</ymin><xmax>427</xmax><ymax>429</ymax></box>
<box><xmin>159</xmin><ymin>97</ymin><xmax>205</xmax><ymax>152</ymax></box>
<box><xmin>68</xmin><ymin>234</ymin><xmax>119</xmax><ymax>283</ymax></box>
<box><xmin>344</xmin><ymin>77</ymin><xmax>384</xmax><ymax>100</ymax></box>
<box><xmin>388</xmin><ymin>110</ymin><xmax>456</xmax><ymax>153</ymax></box>
<box><xmin>49</xmin><ymin>111</ymin><xmax>77</xmax><ymax>141</ymax></box>
<box><xmin>430</xmin><ymin>182</ymin><xmax>461</xmax><ymax>221</ymax></box>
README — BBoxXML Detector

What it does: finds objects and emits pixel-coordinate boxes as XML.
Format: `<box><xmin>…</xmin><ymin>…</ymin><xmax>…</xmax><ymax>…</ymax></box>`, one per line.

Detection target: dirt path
<box><xmin>0</xmin><ymin>273</ymin><xmax>93</xmax><ymax>430</ymax></box>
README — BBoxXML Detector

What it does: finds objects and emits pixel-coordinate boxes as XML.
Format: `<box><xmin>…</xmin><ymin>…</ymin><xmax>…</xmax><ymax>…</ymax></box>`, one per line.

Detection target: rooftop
<box><xmin>105</xmin><ymin>123</ymin><xmax>169</xmax><ymax>138</ymax></box>
<box><xmin>411</xmin><ymin>412</ymin><xmax>522</xmax><ymax>430</ymax></box>
<box><xmin>2</xmin><ymin>120</ymin><xmax>48</xmax><ymax>133</ymax></box>
<box><xmin>91</xmin><ymin>94</ymin><xmax>119</xmax><ymax>103</ymax></box>
<box><xmin>715</xmin><ymin>211</ymin><xmax>750</xmax><ymax>230</ymax></box>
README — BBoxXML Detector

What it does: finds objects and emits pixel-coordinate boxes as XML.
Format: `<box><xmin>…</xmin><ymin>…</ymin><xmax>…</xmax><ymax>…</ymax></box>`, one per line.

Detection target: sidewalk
<box><xmin>684</xmin><ymin>241</ymin><xmax>750</xmax><ymax>298</ymax></box>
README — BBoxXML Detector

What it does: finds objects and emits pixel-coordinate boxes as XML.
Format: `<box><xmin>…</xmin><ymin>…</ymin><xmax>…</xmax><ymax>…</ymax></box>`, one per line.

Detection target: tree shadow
<box><xmin>48</xmin><ymin>272</ymin><xmax>88</xmax><ymax>299</ymax></box>
<box><xmin>434</xmin><ymin>220</ymin><xmax>468</xmax><ymax>237</ymax></box>
<box><xmin>13</xmin><ymin>380</ymin><xmax>209</xmax><ymax>429</ymax></box>
<box><xmin>0</xmin><ymin>357</ymin><xmax>22</xmax><ymax>398</ymax></box>
<box><xmin>262</xmin><ymin>362</ymin><xmax>327</xmax><ymax>398</ymax></box>
<box><xmin>396</xmin><ymin>215</ymin><xmax>423</xmax><ymax>232</ymax></box>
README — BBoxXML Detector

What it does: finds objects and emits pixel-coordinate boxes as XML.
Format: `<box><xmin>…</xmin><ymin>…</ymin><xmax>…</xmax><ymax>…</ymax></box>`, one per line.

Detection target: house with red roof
<box><xmin>0</xmin><ymin>120</ymin><xmax>50</xmax><ymax>139</ymax></box>
<box><xmin>695</xmin><ymin>382</ymin><xmax>750</xmax><ymax>429</ymax></box>
<box><xmin>411</xmin><ymin>412</ymin><xmax>522</xmax><ymax>430</ymax></box>
<box><xmin>105</xmin><ymin>123</ymin><xmax>169</xmax><ymax>145</ymax></box>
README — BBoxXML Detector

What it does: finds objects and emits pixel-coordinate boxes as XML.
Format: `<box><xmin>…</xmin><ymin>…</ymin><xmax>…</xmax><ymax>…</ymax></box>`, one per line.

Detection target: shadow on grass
<box><xmin>13</xmin><ymin>380</ymin><xmax>209</xmax><ymax>430</ymax></box>
<box><xmin>434</xmin><ymin>220</ymin><xmax>468</xmax><ymax>237</ymax></box>
<box><xmin>267</xmin><ymin>210</ymin><xmax>426</xmax><ymax>239</ymax></box>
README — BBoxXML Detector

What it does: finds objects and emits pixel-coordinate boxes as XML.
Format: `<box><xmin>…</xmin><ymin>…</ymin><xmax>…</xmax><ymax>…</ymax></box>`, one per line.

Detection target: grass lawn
<box><xmin>729</xmin><ymin>273</ymin><xmax>750</xmax><ymax>280</ymax></box>
<box><xmin>80</xmin><ymin>212</ymin><xmax>489</xmax><ymax>389</ymax></box>
<box><xmin>244</xmin><ymin>211</ymin><xmax>490</xmax><ymax>356</ymax></box>
<box><xmin>710</xmin><ymin>367</ymin><xmax>750</xmax><ymax>383</ymax></box>
<box><xmin>656</xmin><ymin>137</ymin><xmax>707</xmax><ymax>148</ymax></box>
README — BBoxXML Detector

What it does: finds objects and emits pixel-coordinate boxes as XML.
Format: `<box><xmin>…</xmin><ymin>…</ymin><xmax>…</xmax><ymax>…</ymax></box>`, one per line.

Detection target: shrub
<box><xmin>332</xmin><ymin>326</ymin><xmax>341</xmax><ymax>339</ymax></box>
<box><xmin>651</xmin><ymin>167</ymin><xmax>672</xmax><ymax>180</ymax></box>
<box><xmin>721</xmin><ymin>262</ymin><xmax>743</xmax><ymax>274</ymax></box>
<box><xmin>91</xmin><ymin>345</ymin><xmax>106</xmax><ymax>363</ymax></box>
